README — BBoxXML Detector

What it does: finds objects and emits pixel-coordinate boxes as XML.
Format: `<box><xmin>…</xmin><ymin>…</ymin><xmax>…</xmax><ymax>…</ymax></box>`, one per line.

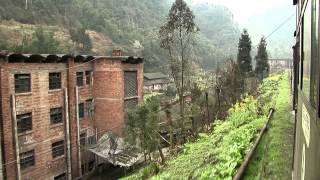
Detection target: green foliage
<box><xmin>215</xmin><ymin>60</ymin><xmax>244</xmax><ymax>118</ymax></box>
<box><xmin>244</xmin><ymin>71</ymin><xmax>294</xmax><ymax>180</ymax></box>
<box><xmin>237</xmin><ymin>29</ymin><xmax>253</xmax><ymax>76</ymax></box>
<box><xmin>255</xmin><ymin>37</ymin><xmax>270</xmax><ymax>80</ymax></box>
<box><xmin>144</xmin><ymin>92</ymin><xmax>163</xmax><ymax>102</ymax></box>
<box><xmin>159</xmin><ymin>0</ymin><xmax>199</xmax><ymax>133</ymax></box>
<box><xmin>69</xmin><ymin>27</ymin><xmax>92</xmax><ymax>54</ymax></box>
<box><xmin>123</xmin><ymin>97</ymin><xmax>161</xmax><ymax>155</ymax></box>
<box><xmin>14</xmin><ymin>26</ymin><xmax>61</xmax><ymax>54</ymax></box>
<box><xmin>122</xmin><ymin>73</ymin><xmax>286</xmax><ymax>180</ymax></box>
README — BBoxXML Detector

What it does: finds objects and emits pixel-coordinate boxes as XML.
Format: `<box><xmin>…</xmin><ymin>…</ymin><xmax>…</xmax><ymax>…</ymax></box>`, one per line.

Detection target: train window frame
<box><xmin>310</xmin><ymin>0</ymin><xmax>319</xmax><ymax>108</ymax></box>
<box><xmin>301</xmin><ymin>0</ymin><xmax>317</xmax><ymax>108</ymax></box>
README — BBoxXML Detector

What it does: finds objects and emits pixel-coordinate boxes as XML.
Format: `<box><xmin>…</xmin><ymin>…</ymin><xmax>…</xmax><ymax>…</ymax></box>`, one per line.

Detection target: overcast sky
<box><xmin>191</xmin><ymin>0</ymin><xmax>294</xmax><ymax>27</ymax></box>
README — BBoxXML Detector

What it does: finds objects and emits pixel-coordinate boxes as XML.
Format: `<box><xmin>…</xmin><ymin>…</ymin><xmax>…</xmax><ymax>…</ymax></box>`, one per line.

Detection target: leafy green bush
<box><xmin>122</xmin><ymin>73</ymin><xmax>284</xmax><ymax>180</ymax></box>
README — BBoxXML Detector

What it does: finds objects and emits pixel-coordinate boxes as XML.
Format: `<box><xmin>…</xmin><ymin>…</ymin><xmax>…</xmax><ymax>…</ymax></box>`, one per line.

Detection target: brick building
<box><xmin>0</xmin><ymin>51</ymin><xmax>143</xmax><ymax>180</ymax></box>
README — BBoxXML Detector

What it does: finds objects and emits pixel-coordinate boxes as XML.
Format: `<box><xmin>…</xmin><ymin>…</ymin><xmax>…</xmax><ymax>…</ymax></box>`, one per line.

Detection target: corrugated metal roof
<box><xmin>0</xmin><ymin>53</ymin><xmax>143</xmax><ymax>64</ymax></box>
<box><xmin>144</xmin><ymin>72</ymin><xmax>169</xmax><ymax>80</ymax></box>
<box><xmin>87</xmin><ymin>132</ymin><xmax>143</xmax><ymax>167</ymax></box>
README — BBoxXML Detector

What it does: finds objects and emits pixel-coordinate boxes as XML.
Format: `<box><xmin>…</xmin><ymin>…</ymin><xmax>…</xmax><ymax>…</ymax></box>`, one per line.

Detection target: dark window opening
<box><xmin>85</xmin><ymin>99</ymin><xmax>94</xmax><ymax>117</ymax></box>
<box><xmin>54</xmin><ymin>173</ymin><xmax>66</xmax><ymax>180</ymax></box>
<box><xmin>78</xmin><ymin>103</ymin><xmax>84</xmax><ymax>119</ymax></box>
<box><xmin>88</xmin><ymin>135</ymin><xmax>96</xmax><ymax>145</ymax></box>
<box><xmin>85</xmin><ymin>71</ymin><xmax>92</xmax><ymax>85</ymax></box>
<box><xmin>20</xmin><ymin>150</ymin><xmax>35</xmax><ymax>169</ymax></box>
<box><xmin>80</xmin><ymin>133</ymin><xmax>86</xmax><ymax>146</ymax></box>
<box><xmin>52</xmin><ymin>140</ymin><xmax>64</xmax><ymax>158</ymax></box>
<box><xmin>15</xmin><ymin>74</ymin><xmax>31</xmax><ymax>93</ymax></box>
<box><xmin>76</xmin><ymin>72</ymin><xmax>84</xmax><ymax>87</ymax></box>
<box><xmin>81</xmin><ymin>163</ymin><xmax>85</xmax><ymax>175</ymax></box>
<box><xmin>17</xmin><ymin>113</ymin><xmax>32</xmax><ymax>133</ymax></box>
<box><xmin>88</xmin><ymin>160</ymin><xmax>95</xmax><ymax>171</ymax></box>
<box><xmin>49</xmin><ymin>72</ymin><xmax>61</xmax><ymax>90</ymax></box>
<box><xmin>50</xmin><ymin>107</ymin><xmax>63</xmax><ymax>124</ymax></box>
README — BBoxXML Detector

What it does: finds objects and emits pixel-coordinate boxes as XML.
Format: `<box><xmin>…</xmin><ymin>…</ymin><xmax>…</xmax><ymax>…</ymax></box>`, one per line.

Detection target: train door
<box><xmin>293</xmin><ymin>0</ymin><xmax>320</xmax><ymax>179</ymax></box>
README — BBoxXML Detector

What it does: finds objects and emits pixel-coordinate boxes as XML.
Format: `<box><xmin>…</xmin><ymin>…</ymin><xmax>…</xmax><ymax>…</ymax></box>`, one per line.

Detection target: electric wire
<box><xmin>0</xmin><ymin>11</ymin><xmax>297</xmax><ymax>172</ymax></box>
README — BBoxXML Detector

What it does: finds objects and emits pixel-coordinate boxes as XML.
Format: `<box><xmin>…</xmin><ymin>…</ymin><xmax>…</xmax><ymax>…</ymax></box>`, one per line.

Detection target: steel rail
<box><xmin>233</xmin><ymin>108</ymin><xmax>275</xmax><ymax>180</ymax></box>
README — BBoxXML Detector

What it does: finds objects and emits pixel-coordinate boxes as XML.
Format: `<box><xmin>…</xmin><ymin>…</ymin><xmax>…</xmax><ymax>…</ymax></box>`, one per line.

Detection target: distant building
<box><xmin>0</xmin><ymin>50</ymin><xmax>143</xmax><ymax>180</ymax></box>
<box><xmin>269</xmin><ymin>59</ymin><xmax>292</xmax><ymax>73</ymax></box>
<box><xmin>144</xmin><ymin>72</ymin><xmax>170</xmax><ymax>91</ymax></box>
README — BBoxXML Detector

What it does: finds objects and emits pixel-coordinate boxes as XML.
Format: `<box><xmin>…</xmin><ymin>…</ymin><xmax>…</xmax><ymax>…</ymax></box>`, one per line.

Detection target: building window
<box><xmin>80</xmin><ymin>133</ymin><xmax>86</xmax><ymax>146</ymax></box>
<box><xmin>52</xmin><ymin>140</ymin><xmax>64</xmax><ymax>158</ymax></box>
<box><xmin>49</xmin><ymin>72</ymin><xmax>61</xmax><ymax>90</ymax></box>
<box><xmin>15</xmin><ymin>74</ymin><xmax>31</xmax><ymax>93</ymax></box>
<box><xmin>50</xmin><ymin>107</ymin><xmax>63</xmax><ymax>124</ymax></box>
<box><xmin>85</xmin><ymin>99</ymin><xmax>94</xmax><ymax>117</ymax></box>
<box><xmin>124</xmin><ymin>71</ymin><xmax>138</xmax><ymax>111</ymax></box>
<box><xmin>76</xmin><ymin>72</ymin><xmax>84</xmax><ymax>87</ymax></box>
<box><xmin>17</xmin><ymin>113</ymin><xmax>32</xmax><ymax>133</ymax></box>
<box><xmin>124</xmin><ymin>71</ymin><xmax>138</xmax><ymax>98</ymax></box>
<box><xmin>81</xmin><ymin>163</ymin><xmax>86</xmax><ymax>175</ymax></box>
<box><xmin>78</xmin><ymin>103</ymin><xmax>84</xmax><ymax>119</ymax></box>
<box><xmin>54</xmin><ymin>173</ymin><xmax>66</xmax><ymax>180</ymax></box>
<box><xmin>85</xmin><ymin>71</ymin><xmax>92</xmax><ymax>85</ymax></box>
<box><xmin>88</xmin><ymin>135</ymin><xmax>96</xmax><ymax>145</ymax></box>
<box><xmin>20</xmin><ymin>150</ymin><xmax>35</xmax><ymax>169</ymax></box>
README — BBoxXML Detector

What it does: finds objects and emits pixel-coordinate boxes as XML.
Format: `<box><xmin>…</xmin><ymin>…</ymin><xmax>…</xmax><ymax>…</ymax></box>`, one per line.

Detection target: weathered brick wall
<box><xmin>93</xmin><ymin>58</ymin><xmax>143</xmax><ymax>138</ymax></box>
<box><xmin>0</xmin><ymin>63</ymin><xmax>16</xmax><ymax>180</ymax></box>
<box><xmin>1</xmin><ymin>63</ymin><xmax>68</xmax><ymax>180</ymax></box>
<box><xmin>66</xmin><ymin>58</ymin><xmax>81</xmax><ymax>179</ymax></box>
<box><xmin>72</xmin><ymin>63</ymin><xmax>96</xmax><ymax>176</ymax></box>
<box><xmin>0</xmin><ymin>56</ymin><xmax>143</xmax><ymax>179</ymax></box>
<box><xmin>93</xmin><ymin>59</ymin><xmax>124</xmax><ymax>137</ymax></box>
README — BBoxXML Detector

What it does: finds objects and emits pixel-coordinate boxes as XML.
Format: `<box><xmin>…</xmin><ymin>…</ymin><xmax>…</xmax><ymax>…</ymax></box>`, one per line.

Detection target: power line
<box><xmin>265</xmin><ymin>13</ymin><xmax>295</xmax><ymax>40</ymax></box>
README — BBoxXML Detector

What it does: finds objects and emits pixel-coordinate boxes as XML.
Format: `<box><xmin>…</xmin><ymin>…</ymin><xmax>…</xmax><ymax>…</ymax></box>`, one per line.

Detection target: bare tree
<box><xmin>159</xmin><ymin>0</ymin><xmax>198</xmax><ymax>137</ymax></box>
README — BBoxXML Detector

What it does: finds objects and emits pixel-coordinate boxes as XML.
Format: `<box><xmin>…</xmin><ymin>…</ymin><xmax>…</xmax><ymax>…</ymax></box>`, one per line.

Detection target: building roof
<box><xmin>144</xmin><ymin>72</ymin><xmax>169</xmax><ymax>80</ymax></box>
<box><xmin>0</xmin><ymin>53</ymin><xmax>143</xmax><ymax>64</ymax></box>
<box><xmin>87</xmin><ymin>132</ymin><xmax>143</xmax><ymax>167</ymax></box>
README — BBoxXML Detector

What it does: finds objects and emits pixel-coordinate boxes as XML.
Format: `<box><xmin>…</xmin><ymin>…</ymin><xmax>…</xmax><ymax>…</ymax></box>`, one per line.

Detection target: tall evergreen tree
<box><xmin>159</xmin><ymin>0</ymin><xmax>199</xmax><ymax>136</ymax></box>
<box><xmin>237</xmin><ymin>29</ymin><xmax>252</xmax><ymax>75</ymax></box>
<box><xmin>255</xmin><ymin>37</ymin><xmax>270</xmax><ymax>79</ymax></box>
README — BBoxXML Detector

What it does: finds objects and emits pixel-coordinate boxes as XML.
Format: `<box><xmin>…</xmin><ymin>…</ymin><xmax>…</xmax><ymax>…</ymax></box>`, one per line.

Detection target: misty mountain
<box><xmin>0</xmin><ymin>0</ymin><xmax>240</xmax><ymax>70</ymax></box>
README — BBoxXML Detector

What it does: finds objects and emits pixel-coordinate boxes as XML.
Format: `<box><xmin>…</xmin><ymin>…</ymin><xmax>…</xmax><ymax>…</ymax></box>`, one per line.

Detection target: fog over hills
<box><xmin>186</xmin><ymin>0</ymin><xmax>295</xmax><ymax>59</ymax></box>
<box><xmin>0</xmin><ymin>0</ymin><xmax>294</xmax><ymax>73</ymax></box>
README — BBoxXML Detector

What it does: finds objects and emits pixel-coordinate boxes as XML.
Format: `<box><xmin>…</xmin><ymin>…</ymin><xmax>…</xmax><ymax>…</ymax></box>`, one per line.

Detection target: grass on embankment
<box><xmin>121</xmin><ymin>73</ymin><xmax>286</xmax><ymax>180</ymax></box>
<box><xmin>244</xmin><ymin>73</ymin><xmax>294</xmax><ymax>180</ymax></box>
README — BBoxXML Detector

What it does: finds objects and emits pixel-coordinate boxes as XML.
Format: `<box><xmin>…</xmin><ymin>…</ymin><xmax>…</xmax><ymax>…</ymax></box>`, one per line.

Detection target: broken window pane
<box><xmin>49</xmin><ymin>72</ymin><xmax>61</xmax><ymax>90</ymax></box>
<box><xmin>17</xmin><ymin>113</ymin><xmax>32</xmax><ymax>133</ymax></box>
<box><xmin>20</xmin><ymin>150</ymin><xmax>35</xmax><ymax>169</ymax></box>
<box><xmin>50</xmin><ymin>107</ymin><xmax>63</xmax><ymax>124</ymax></box>
<box><xmin>76</xmin><ymin>72</ymin><xmax>84</xmax><ymax>87</ymax></box>
<box><xmin>52</xmin><ymin>140</ymin><xmax>64</xmax><ymax>158</ymax></box>
<box><xmin>15</xmin><ymin>74</ymin><xmax>31</xmax><ymax>93</ymax></box>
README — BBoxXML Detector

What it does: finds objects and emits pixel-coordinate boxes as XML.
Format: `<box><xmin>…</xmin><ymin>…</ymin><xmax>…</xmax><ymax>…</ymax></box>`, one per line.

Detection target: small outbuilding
<box><xmin>144</xmin><ymin>72</ymin><xmax>170</xmax><ymax>91</ymax></box>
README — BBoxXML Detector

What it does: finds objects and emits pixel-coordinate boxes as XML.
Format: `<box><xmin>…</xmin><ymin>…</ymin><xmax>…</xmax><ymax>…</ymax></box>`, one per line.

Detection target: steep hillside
<box><xmin>0</xmin><ymin>0</ymin><xmax>240</xmax><ymax>71</ymax></box>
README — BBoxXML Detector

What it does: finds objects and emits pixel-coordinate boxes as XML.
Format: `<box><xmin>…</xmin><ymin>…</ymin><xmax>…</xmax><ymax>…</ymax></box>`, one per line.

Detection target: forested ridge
<box><xmin>0</xmin><ymin>0</ymin><xmax>240</xmax><ymax>71</ymax></box>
